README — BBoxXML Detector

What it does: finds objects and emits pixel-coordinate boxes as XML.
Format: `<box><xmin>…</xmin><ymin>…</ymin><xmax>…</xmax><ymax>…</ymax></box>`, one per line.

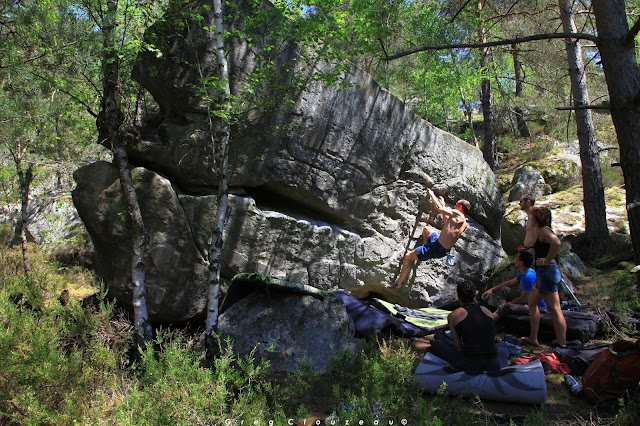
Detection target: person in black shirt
<box><xmin>430</xmin><ymin>281</ymin><xmax>509</xmax><ymax>372</ymax></box>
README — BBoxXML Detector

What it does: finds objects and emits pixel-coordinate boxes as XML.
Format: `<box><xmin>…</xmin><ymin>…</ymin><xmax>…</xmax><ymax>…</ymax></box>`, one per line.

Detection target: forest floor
<box><xmin>266</xmin><ymin>240</ymin><xmax>637</xmax><ymax>425</ymax></box>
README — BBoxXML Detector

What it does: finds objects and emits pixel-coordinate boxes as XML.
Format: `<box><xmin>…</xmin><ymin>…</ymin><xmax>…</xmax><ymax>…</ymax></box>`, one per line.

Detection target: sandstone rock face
<box><xmin>558</xmin><ymin>241</ymin><xmax>587</xmax><ymax>280</ymax></box>
<box><xmin>2</xmin><ymin>178</ymin><xmax>83</xmax><ymax>248</ymax></box>
<box><xmin>218</xmin><ymin>293</ymin><xmax>358</xmax><ymax>373</ymax></box>
<box><xmin>72</xmin><ymin>0</ymin><xmax>507</xmax><ymax>321</ymax></box>
<box><xmin>72</xmin><ymin>162</ymin><xmax>210</xmax><ymax>321</ymax></box>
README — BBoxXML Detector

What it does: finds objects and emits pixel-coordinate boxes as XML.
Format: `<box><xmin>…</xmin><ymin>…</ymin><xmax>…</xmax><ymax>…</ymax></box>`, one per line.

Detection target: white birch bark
<box><xmin>205</xmin><ymin>0</ymin><xmax>232</xmax><ymax>338</ymax></box>
<box><xmin>102</xmin><ymin>0</ymin><xmax>152</xmax><ymax>346</ymax></box>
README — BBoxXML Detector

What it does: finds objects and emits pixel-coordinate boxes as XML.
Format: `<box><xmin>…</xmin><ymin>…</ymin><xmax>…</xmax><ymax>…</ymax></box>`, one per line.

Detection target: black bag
<box><xmin>553</xmin><ymin>342</ymin><xmax>610</xmax><ymax>375</ymax></box>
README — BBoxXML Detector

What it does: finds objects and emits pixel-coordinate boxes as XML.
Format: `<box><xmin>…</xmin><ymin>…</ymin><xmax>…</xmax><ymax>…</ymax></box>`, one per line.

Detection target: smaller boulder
<box><xmin>507</xmin><ymin>166</ymin><xmax>550</xmax><ymax>202</ymax></box>
<box><xmin>218</xmin><ymin>292</ymin><xmax>359</xmax><ymax>373</ymax></box>
<box><xmin>500</xmin><ymin>207</ymin><xmax>527</xmax><ymax>255</ymax></box>
<box><xmin>557</xmin><ymin>241</ymin><xmax>587</xmax><ymax>280</ymax></box>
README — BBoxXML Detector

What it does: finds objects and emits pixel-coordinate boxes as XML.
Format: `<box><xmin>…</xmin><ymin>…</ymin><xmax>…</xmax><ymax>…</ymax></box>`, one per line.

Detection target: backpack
<box><xmin>581</xmin><ymin>339</ymin><xmax>640</xmax><ymax>406</ymax></box>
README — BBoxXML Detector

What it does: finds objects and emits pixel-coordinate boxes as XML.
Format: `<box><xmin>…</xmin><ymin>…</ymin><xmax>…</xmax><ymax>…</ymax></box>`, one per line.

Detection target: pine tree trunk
<box><xmin>459</xmin><ymin>86</ymin><xmax>478</xmax><ymax>147</ymax></box>
<box><xmin>559</xmin><ymin>0</ymin><xmax>609</xmax><ymax>252</ymax></box>
<box><xmin>512</xmin><ymin>44</ymin><xmax>531</xmax><ymax>138</ymax></box>
<box><xmin>13</xmin><ymin>148</ymin><xmax>33</xmax><ymax>276</ymax></box>
<box><xmin>592</xmin><ymin>0</ymin><xmax>640</xmax><ymax>278</ymax></box>
<box><xmin>478</xmin><ymin>0</ymin><xmax>498</xmax><ymax>170</ymax></box>
<box><xmin>134</xmin><ymin>88</ymin><xmax>144</xmax><ymax>126</ymax></box>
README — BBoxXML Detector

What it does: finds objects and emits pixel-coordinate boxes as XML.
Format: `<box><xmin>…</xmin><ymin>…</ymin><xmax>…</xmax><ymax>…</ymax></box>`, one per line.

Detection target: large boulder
<box><xmin>72</xmin><ymin>162</ymin><xmax>210</xmax><ymax>321</ymax></box>
<box><xmin>72</xmin><ymin>162</ymin><xmax>505</xmax><ymax>320</ymax></box>
<box><xmin>2</xmin><ymin>177</ymin><xmax>83</xmax><ymax>247</ymax></box>
<box><xmin>72</xmin><ymin>0</ymin><xmax>507</xmax><ymax>321</ymax></box>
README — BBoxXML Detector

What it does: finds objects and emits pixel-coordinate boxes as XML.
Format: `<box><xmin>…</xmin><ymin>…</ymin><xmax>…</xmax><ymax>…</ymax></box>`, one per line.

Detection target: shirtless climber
<box><xmin>390</xmin><ymin>189</ymin><xmax>470</xmax><ymax>288</ymax></box>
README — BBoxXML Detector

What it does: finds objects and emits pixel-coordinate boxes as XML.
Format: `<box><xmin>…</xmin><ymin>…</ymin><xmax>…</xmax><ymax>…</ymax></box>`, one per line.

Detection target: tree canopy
<box><xmin>2</xmin><ymin>0</ymin><xmax>639</xmax><ymax>271</ymax></box>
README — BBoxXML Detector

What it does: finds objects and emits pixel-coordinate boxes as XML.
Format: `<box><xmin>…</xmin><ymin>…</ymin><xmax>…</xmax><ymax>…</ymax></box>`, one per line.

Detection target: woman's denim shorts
<box><xmin>536</xmin><ymin>263</ymin><xmax>560</xmax><ymax>294</ymax></box>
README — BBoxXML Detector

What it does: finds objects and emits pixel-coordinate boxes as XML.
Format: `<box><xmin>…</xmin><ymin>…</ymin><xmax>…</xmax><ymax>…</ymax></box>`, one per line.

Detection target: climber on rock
<box><xmin>390</xmin><ymin>188</ymin><xmax>470</xmax><ymax>288</ymax></box>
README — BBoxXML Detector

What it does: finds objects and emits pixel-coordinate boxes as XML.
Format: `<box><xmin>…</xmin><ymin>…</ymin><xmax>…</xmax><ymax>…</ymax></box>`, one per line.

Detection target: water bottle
<box><xmin>446</xmin><ymin>248</ymin><xmax>455</xmax><ymax>266</ymax></box>
<box><xmin>565</xmin><ymin>374</ymin><xmax>582</xmax><ymax>394</ymax></box>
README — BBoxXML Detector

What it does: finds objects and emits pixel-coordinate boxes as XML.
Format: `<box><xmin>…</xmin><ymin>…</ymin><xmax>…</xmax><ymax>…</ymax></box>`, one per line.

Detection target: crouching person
<box><xmin>482</xmin><ymin>248</ymin><xmax>546</xmax><ymax>313</ymax></box>
<box><xmin>430</xmin><ymin>281</ymin><xmax>509</xmax><ymax>372</ymax></box>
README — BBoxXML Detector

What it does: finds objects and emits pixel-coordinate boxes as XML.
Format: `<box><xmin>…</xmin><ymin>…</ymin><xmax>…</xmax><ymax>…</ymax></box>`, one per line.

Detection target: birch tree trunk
<box><xmin>559</xmin><ymin>0</ymin><xmax>609</xmax><ymax>253</ymax></box>
<box><xmin>592</xmin><ymin>0</ymin><xmax>640</xmax><ymax>279</ymax></box>
<box><xmin>98</xmin><ymin>0</ymin><xmax>152</xmax><ymax>347</ymax></box>
<box><xmin>205</xmin><ymin>0</ymin><xmax>232</xmax><ymax>345</ymax></box>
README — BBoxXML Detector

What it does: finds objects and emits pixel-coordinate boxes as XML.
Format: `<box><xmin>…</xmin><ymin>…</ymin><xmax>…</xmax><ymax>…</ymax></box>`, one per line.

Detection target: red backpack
<box><xmin>581</xmin><ymin>339</ymin><xmax>640</xmax><ymax>406</ymax></box>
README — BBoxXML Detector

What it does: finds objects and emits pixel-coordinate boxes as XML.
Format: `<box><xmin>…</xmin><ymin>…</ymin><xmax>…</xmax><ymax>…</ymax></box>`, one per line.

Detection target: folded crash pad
<box><xmin>414</xmin><ymin>353</ymin><xmax>547</xmax><ymax>404</ymax></box>
<box><xmin>220</xmin><ymin>273</ymin><xmax>333</xmax><ymax>315</ymax></box>
<box><xmin>333</xmin><ymin>291</ymin><xmax>426</xmax><ymax>338</ymax></box>
<box><xmin>499</xmin><ymin>310</ymin><xmax>601</xmax><ymax>343</ymax></box>
<box><xmin>372</xmin><ymin>298</ymin><xmax>449</xmax><ymax>333</ymax></box>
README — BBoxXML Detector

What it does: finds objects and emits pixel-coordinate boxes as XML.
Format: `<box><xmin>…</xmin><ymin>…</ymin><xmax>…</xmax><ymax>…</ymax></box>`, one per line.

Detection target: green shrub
<box><xmin>0</xmin><ymin>245</ymin><xmax>124</xmax><ymax>424</ymax></box>
<box><xmin>609</xmin><ymin>269</ymin><xmax>640</xmax><ymax>312</ymax></box>
<box><xmin>0</xmin><ymin>277</ymin><xmax>114</xmax><ymax>424</ymax></box>
<box><xmin>111</xmin><ymin>333</ymin><xmax>287</xmax><ymax>425</ymax></box>
<box><xmin>327</xmin><ymin>339</ymin><xmax>478</xmax><ymax>424</ymax></box>
<box><xmin>530</xmin><ymin>121</ymin><xmax>552</xmax><ymax>138</ymax></box>
<box><xmin>600</xmin><ymin>153</ymin><xmax>624</xmax><ymax>188</ymax></box>
<box><xmin>614</xmin><ymin>394</ymin><xmax>640</xmax><ymax>425</ymax></box>
<box><xmin>497</xmin><ymin>134</ymin><xmax>514</xmax><ymax>154</ymax></box>
<box><xmin>522</xmin><ymin>404</ymin><xmax>548</xmax><ymax>426</ymax></box>
<box><xmin>0</xmin><ymin>222</ymin><xmax>13</xmax><ymax>246</ymax></box>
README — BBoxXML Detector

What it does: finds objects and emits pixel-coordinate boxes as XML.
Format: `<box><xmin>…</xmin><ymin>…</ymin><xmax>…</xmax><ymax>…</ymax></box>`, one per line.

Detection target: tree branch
<box><xmin>449</xmin><ymin>0</ymin><xmax>473</xmax><ymax>23</ymax></box>
<box><xmin>386</xmin><ymin>32</ymin><xmax>599</xmax><ymax>61</ymax></box>
<box><xmin>555</xmin><ymin>103</ymin><xmax>610</xmax><ymax>111</ymax></box>
<box><xmin>30</xmin><ymin>71</ymin><xmax>98</xmax><ymax>117</ymax></box>
<box><xmin>378</xmin><ymin>38</ymin><xmax>389</xmax><ymax>60</ymax></box>
<box><xmin>625</xmin><ymin>16</ymin><xmax>640</xmax><ymax>47</ymax></box>
<box><xmin>0</xmin><ymin>41</ymin><xmax>78</xmax><ymax>69</ymax></box>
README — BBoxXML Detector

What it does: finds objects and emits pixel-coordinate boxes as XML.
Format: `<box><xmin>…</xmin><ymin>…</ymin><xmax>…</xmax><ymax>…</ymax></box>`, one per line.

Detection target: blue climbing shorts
<box><xmin>415</xmin><ymin>231</ymin><xmax>448</xmax><ymax>261</ymax></box>
<box><xmin>536</xmin><ymin>263</ymin><xmax>561</xmax><ymax>294</ymax></box>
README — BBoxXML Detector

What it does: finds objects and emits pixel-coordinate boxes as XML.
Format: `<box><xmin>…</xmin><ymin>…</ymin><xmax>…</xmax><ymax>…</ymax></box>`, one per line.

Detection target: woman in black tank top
<box><xmin>430</xmin><ymin>282</ymin><xmax>509</xmax><ymax>372</ymax></box>
<box><xmin>455</xmin><ymin>304</ymin><xmax>497</xmax><ymax>357</ymax></box>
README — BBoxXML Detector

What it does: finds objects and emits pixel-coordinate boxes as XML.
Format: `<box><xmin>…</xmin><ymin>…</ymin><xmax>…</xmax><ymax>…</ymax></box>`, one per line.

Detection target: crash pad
<box><xmin>499</xmin><ymin>310</ymin><xmax>601</xmax><ymax>343</ymax></box>
<box><xmin>372</xmin><ymin>298</ymin><xmax>449</xmax><ymax>333</ymax></box>
<box><xmin>333</xmin><ymin>291</ymin><xmax>426</xmax><ymax>338</ymax></box>
<box><xmin>414</xmin><ymin>352</ymin><xmax>547</xmax><ymax>404</ymax></box>
<box><xmin>220</xmin><ymin>273</ymin><xmax>333</xmax><ymax>315</ymax></box>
